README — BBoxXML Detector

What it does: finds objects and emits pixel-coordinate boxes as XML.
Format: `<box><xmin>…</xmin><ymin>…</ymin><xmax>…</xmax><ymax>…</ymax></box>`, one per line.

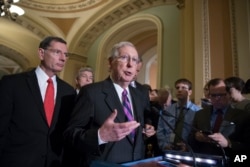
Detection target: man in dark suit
<box><xmin>64</xmin><ymin>41</ymin><xmax>155</xmax><ymax>166</ymax></box>
<box><xmin>189</xmin><ymin>78</ymin><xmax>250</xmax><ymax>166</ymax></box>
<box><xmin>0</xmin><ymin>36</ymin><xmax>76</xmax><ymax>167</ymax></box>
<box><xmin>130</xmin><ymin>57</ymin><xmax>162</xmax><ymax>157</ymax></box>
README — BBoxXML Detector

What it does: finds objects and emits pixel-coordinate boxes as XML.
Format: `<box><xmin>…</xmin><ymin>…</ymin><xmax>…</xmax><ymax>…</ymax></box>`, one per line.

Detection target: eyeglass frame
<box><xmin>42</xmin><ymin>48</ymin><xmax>69</xmax><ymax>57</ymax></box>
<box><xmin>116</xmin><ymin>55</ymin><xmax>139</xmax><ymax>65</ymax></box>
<box><xmin>209</xmin><ymin>93</ymin><xmax>227</xmax><ymax>99</ymax></box>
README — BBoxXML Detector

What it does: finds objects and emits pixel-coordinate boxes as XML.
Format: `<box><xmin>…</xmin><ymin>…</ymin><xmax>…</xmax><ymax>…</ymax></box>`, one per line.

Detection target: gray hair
<box><xmin>108</xmin><ymin>41</ymin><xmax>135</xmax><ymax>60</ymax></box>
<box><xmin>76</xmin><ymin>67</ymin><xmax>94</xmax><ymax>80</ymax></box>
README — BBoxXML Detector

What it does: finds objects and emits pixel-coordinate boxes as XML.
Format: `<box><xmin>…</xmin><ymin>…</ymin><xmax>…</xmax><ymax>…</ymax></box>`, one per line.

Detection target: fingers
<box><xmin>165</xmin><ymin>144</ymin><xmax>174</xmax><ymax>150</ymax></box>
<box><xmin>195</xmin><ymin>131</ymin><xmax>211</xmax><ymax>142</ymax></box>
<box><xmin>100</xmin><ymin>109</ymin><xmax>141</xmax><ymax>142</ymax></box>
<box><xmin>114</xmin><ymin>121</ymin><xmax>140</xmax><ymax>134</ymax></box>
<box><xmin>101</xmin><ymin>120</ymin><xmax>140</xmax><ymax>142</ymax></box>
<box><xmin>143</xmin><ymin>125</ymin><xmax>156</xmax><ymax>137</ymax></box>
<box><xmin>208</xmin><ymin>133</ymin><xmax>228</xmax><ymax>147</ymax></box>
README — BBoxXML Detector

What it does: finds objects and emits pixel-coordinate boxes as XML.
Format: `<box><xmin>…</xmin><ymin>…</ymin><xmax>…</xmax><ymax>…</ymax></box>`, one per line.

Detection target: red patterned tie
<box><xmin>44</xmin><ymin>78</ymin><xmax>54</xmax><ymax>127</ymax></box>
<box><xmin>122</xmin><ymin>89</ymin><xmax>135</xmax><ymax>142</ymax></box>
<box><xmin>213</xmin><ymin>110</ymin><xmax>223</xmax><ymax>133</ymax></box>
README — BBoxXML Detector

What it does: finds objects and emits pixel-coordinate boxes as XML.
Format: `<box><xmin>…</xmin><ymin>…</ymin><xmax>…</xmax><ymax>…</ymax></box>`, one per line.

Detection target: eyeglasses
<box><xmin>44</xmin><ymin>48</ymin><xmax>69</xmax><ymax>57</ymax></box>
<box><xmin>209</xmin><ymin>93</ymin><xmax>227</xmax><ymax>98</ymax></box>
<box><xmin>116</xmin><ymin>55</ymin><xmax>139</xmax><ymax>65</ymax></box>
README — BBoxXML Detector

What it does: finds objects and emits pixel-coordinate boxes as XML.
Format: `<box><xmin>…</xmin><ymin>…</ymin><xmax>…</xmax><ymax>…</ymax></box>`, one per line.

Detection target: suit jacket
<box><xmin>189</xmin><ymin>106</ymin><xmax>250</xmax><ymax>164</ymax></box>
<box><xmin>64</xmin><ymin>77</ymin><xmax>151</xmax><ymax>166</ymax></box>
<box><xmin>0</xmin><ymin>69</ymin><xmax>76</xmax><ymax>167</ymax></box>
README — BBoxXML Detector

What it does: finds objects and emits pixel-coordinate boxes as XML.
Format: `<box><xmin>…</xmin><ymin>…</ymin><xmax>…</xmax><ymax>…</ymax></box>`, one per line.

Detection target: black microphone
<box><xmin>151</xmin><ymin>107</ymin><xmax>197</xmax><ymax>167</ymax></box>
<box><xmin>153</xmin><ymin>107</ymin><xmax>229</xmax><ymax>167</ymax></box>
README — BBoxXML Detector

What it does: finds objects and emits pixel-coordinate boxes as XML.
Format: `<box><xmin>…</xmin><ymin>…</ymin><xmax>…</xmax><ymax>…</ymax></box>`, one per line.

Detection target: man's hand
<box><xmin>143</xmin><ymin>124</ymin><xmax>156</xmax><ymax>137</ymax></box>
<box><xmin>208</xmin><ymin>133</ymin><xmax>228</xmax><ymax>147</ymax></box>
<box><xmin>164</xmin><ymin>144</ymin><xmax>174</xmax><ymax>150</ymax></box>
<box><xmin>175</xmin><ymin>142</ymin><xmax>187</xmax><ymax>152</ymax></box>
<box><xmin>99</xmin><ymin>109</ymin><xmax>140</xmax><ymax>142</ymax></box>
<box><xmin>195</xmin><ymin>131</ymin><xmax>213</xmax><ymax>143</ymax></box>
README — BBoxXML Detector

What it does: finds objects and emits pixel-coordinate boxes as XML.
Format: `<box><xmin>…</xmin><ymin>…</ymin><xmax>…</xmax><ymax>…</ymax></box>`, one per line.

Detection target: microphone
<box><xmin>153</xmin><ymin>107</ymin><xmax>229</xmax><ymax>167</ymax></box>
<box><xmin>151</xmin><ymin>107</ymin><xmax>197</xmax><ymax>167</ymax></box>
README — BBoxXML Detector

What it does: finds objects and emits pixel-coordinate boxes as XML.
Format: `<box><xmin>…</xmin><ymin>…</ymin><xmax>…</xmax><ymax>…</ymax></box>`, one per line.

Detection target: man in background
<box><xmin>130</xmin><ymin>56</ymin><xmax>143</xmax><ymax>88</ymax></box>
<box><xmin>157</xmin><ymin>78</ymin><xmax>201</xmax><ymax>152</ymax></box>
<box><xmin>75</xmin><ymin>66</ymin><xmax>94</xmax><ymax>94</ymax></box>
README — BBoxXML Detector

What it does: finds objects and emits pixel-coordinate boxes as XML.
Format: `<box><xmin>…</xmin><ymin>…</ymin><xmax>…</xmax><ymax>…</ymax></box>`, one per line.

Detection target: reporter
<box><xmin>189</xmin><ymin>78</ymin><xmax>250</xmax><ymax>166</ymax></box>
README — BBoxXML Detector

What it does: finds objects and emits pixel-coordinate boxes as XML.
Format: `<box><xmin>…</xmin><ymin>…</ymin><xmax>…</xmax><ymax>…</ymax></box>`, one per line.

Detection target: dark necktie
<box><xmin>213</xmin><ymin>109</ymin><xmax>223</xmax><ymax>133</ymax></box>
<box><xmin>122</xmin><ymin>89</ymin><xmax>135</xmax><ymax>141</ymax></box>
<box><xmin>174</xmin><ymin>107</ymin><xmax>185</xmax><ymax>143</ymax></box>
<box><xmin>44</xmin><ymin>78</ymin><xmax>55</xmax><ymax>127</ymax></box>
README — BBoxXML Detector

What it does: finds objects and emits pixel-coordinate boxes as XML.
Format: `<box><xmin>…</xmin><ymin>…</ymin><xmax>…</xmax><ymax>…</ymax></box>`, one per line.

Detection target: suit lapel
<box><xmin>129</xmin><ymin>86</ymin><xmax>144</xmax><ymax>144</ymax></box>
<box><xmin>50</xmin><ymin>77</ymin><xmax>62</xmax><ymax>128</ymax></box>
<box><xmin>102</xmin><ymin>78</ymin><xmax>124</xmax><ymax>123</ymax></box>
<box><xmin>129</xmin><ymin>86</ymin><xmax>142</xmax><ymax>122</ymax></box>
<box><xmin>26</xmin><ymin>70</ymin><xmax>48</xmax><ymax>124</ymax></box>
<box><xmin>224</xmin><ymin>106</ymin><xmax>239</xmax><ymax>120</ymax></box>
<box><xmin>102</xmin><ymin>78</ymin><xmax>140</xmax><ymax>144</ymax></box>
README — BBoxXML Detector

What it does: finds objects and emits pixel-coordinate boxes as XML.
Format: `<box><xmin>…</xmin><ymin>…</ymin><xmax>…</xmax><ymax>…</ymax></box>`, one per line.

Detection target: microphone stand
<box><xmin>211</xmin><ymin>140</ymin><xmax>229</xmax><ymax>167</ymax></box>
<box><xmin>152</xmin><ymin>107</ymin><xmax>197</xmax><ymax>167</ymax></box>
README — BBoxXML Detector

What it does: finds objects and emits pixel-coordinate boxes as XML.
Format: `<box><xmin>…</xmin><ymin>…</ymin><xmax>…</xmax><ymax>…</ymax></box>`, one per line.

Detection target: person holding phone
<box><xmin>189</xmin><ymin>78</ymin><xmax>250</xmax><ymax>166</ymax></box>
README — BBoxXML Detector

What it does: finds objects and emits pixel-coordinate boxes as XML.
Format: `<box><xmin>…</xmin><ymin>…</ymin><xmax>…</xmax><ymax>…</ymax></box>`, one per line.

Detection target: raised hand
<box><xmin>99</xmin><ymin>109</ymin><xmax>140</xmax><ymax>142</ymax></box>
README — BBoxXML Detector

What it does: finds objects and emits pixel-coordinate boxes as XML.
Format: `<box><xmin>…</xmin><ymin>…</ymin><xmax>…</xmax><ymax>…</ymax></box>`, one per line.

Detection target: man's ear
<box><xmin>107</xmin><ymin>57</ymin><xmax>113</xmax><ymax>72</ymax></box>
<box><xmin>189</xmin><ymin>90</ymin><xmax>193</xmax><ymax>96</ymax></box>
<box><xmin>38</xmin><ymin>48</ymin><xmax>45</xmax><ymax>60</ymax></box>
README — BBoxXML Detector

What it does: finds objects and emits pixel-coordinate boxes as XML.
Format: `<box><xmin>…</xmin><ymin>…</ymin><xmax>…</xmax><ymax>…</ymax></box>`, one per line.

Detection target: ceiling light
<box><xmin>0</xmin><ymin>0</ymin><xmax>25</xmax><ymax>21</ymax></box>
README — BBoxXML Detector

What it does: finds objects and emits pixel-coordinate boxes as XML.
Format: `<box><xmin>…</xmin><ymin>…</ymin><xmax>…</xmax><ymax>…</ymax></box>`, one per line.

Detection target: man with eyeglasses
<box><xmin>189</xmin><ymin>78</ymin><xmax>250</xmax><ymax>166</ymax></box>
<box><xmin>157</xmin><ymin>78</ymin><xmax>201</xmax><ymax>152</ymax></box>
<box><xmin>0</xmin><ymin>36</ymin><xmax>76</xmax><ymax>167</ymax></box>
<box><xmin>64</xmin><ymin>41</ymin><xmax>155</xmax><ymax>166</ymax></box>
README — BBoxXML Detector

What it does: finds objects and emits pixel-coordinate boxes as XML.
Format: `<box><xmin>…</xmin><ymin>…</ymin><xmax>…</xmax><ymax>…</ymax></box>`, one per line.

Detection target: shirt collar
<box><xmin>35</xmin><ymin>66</ymin><xmax>56</xmax><ymax>85</ymax></box>
<box><xmin>177</xmin><ymin>101</ymin><xmax>192</xmax><ymax>109</ymax></box>
<box><xmin>212</xmin><ymin>106</ymin><xmax>229</xmax><ymax>115</ymax></box>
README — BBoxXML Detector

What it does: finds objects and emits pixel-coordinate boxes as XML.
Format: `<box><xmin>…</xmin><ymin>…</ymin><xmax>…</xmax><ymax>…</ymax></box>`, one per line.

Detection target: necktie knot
<box><xmin>122</xmin><ymin>89</ymin><xmax>128</xmax><ymax>96</ymax></box>
<box><xmin>47</xmin><ymin>78</ymin><xmax>53</xmax><ymax>84</ymax></box>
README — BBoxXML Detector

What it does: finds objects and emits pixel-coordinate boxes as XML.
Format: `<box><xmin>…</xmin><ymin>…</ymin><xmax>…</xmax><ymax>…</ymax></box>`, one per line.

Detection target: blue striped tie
<box><xmin>122</xmin><ymin>89</ymin><xmax>135</xmax><ymax>142</ymax></box>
